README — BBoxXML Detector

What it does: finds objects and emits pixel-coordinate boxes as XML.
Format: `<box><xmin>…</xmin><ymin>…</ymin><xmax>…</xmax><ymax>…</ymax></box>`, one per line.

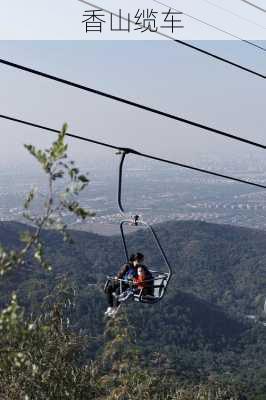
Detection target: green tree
<box><xmin>0</xmin><ymin>125</ymin><xmax>98</xmax><ymax>399</ymax></box>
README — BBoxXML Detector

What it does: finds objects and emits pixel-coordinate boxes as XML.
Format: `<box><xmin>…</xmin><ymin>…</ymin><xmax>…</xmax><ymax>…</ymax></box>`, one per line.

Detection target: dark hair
<box><xmin>135</xmin><ymin>252</ymin><xmax>144</xmax><ymax>261</ymax></box>
<box><xmin>129</xmin><ymin>254</ymin><xmax>136</xmax><ymax>262</ymax></box>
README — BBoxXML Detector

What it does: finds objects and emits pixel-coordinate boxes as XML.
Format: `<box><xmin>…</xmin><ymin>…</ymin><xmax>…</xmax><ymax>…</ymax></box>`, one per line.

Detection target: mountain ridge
<box><xmin>0</xmin><ymin>219</ymin><xmax>265</xmax><ymax>393</ymax></box>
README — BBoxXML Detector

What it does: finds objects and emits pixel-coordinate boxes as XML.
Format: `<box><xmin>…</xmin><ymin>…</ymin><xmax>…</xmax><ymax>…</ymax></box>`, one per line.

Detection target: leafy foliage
<box><xmin>0</xmin><ymin>124</ymin><xmax>92</xmax><ymax>277</ymax></box>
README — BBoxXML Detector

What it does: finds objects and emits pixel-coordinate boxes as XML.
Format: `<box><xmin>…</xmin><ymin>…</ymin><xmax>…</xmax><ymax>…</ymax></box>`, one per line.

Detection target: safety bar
<box><xmin>106</xmin><ymin>273</ymin><xmax>169</xmax><ymax>286</ymax></box>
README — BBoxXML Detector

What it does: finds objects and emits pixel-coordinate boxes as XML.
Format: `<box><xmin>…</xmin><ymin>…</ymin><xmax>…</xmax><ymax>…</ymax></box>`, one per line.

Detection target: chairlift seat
<box><xmin>133</xmin><ymin>271</ymin><xmax>170</xmax><ymax>304</ymax></box>
<box><xmin>105</xmin><ymin>270</ymin><xmax>170</xmax><ymax>305</ymax></box>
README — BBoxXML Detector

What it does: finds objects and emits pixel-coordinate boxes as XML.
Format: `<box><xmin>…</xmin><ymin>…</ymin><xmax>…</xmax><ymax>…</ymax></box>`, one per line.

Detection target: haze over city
<box><xmin>0</xmin><ymin>39</ymin><xmax>265</xmax><ymax>233</ymax></box>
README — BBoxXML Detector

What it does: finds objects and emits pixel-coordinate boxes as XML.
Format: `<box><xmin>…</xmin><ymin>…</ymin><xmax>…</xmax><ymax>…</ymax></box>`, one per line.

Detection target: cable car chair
<box><xmin>105</xmin><ymin>149</ymin><xmax>173</xmax><ymax>305</ymax></box>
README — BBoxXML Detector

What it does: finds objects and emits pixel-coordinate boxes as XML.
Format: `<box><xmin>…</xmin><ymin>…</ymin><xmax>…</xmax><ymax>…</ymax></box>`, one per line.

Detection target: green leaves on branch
<box><xmin>24</xmin><ymin>145</ymin><xmax>51</xmax><ymax>174</ymax></box>
<box><xmin>0</xmin><ymin>294</ymin><xmax>37</xmax><ymax>375</ymax></box>
<box><xmin>0</xmin><ymin>246</ymin><xmax>24</xmax><ymax>276</ymax></box>
<box><xmin>24</xmin><ymin>123</ymin><xmax>93</xmax><ymax>225</ymax></box>
<box><xmin>34</xmin><ymin>242</ymin><xmax>52</xmax><ymax>272</ymax></box>
<box><xmin>62</xmin><ymin>200</ymin><xmax>95</xmax><ymax>220</ymax></box>
<box><xmin>78</xmin><ymin>174</ymin><xmax>89</xmax><ymax>183</ymax></box>
<box><xmin>24</xmin><ymin>188</ymin><xmax>36</xmax><ymax>210</ymax></box>
<box><xmin>20</xmin><ymin>231</ymin><xmax>33</xmax><ymax>244</ymax></box>
<box><xmin>24</xmin><ymin>123</ymin><xmax>68</xmax><ymax>175</ymax></box>
<box><xmin>0</xmin><ymin>123</ymin><xmax>94</xmax><ymax>276</ymax></box>
<box><xmin>49</xmin><ymin>124</ymin><xmax>68</xmax><ymax>162</ymax></box>
<box><xmin>0</xmin><ymin>293</ymin><xmax>20</xmax><ymax>334</ymax></box>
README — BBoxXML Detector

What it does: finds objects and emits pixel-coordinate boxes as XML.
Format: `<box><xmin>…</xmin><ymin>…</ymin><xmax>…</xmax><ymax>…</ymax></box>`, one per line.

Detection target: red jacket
<box><xmin>134</xmin><ymin>266</ymin><xmax>147</xmax><ymax>290</ymax></box>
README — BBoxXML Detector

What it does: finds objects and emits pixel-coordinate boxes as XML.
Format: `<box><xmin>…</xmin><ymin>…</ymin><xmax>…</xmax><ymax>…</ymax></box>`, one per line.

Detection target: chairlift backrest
<box><xmin>133</xmin><ymin>271</ymin><xmax>170</xmax><ymax>304</ymax></box>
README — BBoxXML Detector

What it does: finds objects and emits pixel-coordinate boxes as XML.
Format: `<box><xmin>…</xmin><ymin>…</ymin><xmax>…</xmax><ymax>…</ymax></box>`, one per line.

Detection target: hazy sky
<box><xmin>0</xmin><ymin>39</ymin><xmax>265</xmax><ymax>174</ymax></box>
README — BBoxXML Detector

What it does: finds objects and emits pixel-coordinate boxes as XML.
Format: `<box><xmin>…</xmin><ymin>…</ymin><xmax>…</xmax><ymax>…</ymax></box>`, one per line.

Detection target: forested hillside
<box><xmin>0</xmin><ymin>220</ymin><xmax>265</xmax><ymax>398</ymax></box>
<box><xmin>1</xmin><ymin>219</ymin><xmax>265</xmax><ymax>316</ymax></box>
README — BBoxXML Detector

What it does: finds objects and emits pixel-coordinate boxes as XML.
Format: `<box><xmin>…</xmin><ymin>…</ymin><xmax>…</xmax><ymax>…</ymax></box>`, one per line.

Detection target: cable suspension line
<box><xmin>1</xmin><ymin>112</ymin><xmax>266</xmax><ymax>190</ymax></box>
<box><xmin>239</xmin><ymin>0</ymin><xmax>266</xmax><ymax>13</ymax></box>
<box><xmin>0</xmin><ymin>58</ymin><xmax>265</xmax><ymax>148</ymax></box>
<box><xmin>153</xmin><ymin>0</ymin><xmax>266</xmax><ymax>52</ymax></box>
<box><xmin>200</xmin><ymin>0</ymin><xmax>266</xmax><ymax>30</ymax></box>
<box><xmin>78</xmin><ymin>0</ymin><xmax>265</xmax><ymax>79</ymax></box>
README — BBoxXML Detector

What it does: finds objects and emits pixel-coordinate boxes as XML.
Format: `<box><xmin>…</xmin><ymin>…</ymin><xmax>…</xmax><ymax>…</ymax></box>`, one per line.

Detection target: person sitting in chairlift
<box><xmin>134</xmin><ymin>256</ymin><xmax>154</xmax><ymax>297</ymax></box>
<box><xmin>118</xmin><ymin>253</ymin><xmax>154</xmax><ymax>301</ymax></box>
<box><xmin>104</xmin><ymin>253</ymin><xmax>139</xmax><ymax>317</ymax></box>
<box><xmin>104</xmin><ymin>253</ymin><xmax>154</xmax><ymax>317</ymax></box>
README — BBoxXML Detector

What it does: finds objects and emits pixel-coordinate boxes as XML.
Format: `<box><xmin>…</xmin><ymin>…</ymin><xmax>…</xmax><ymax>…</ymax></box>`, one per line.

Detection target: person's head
<box><xmin>129</xmin><ymin>254</ymin><xmax>135</xmax><ymax>263</ymax></box>
<box><xmin>133</xmin><ymin>252</ymin><xmax>144</xmax><ymax>266</ymax></box>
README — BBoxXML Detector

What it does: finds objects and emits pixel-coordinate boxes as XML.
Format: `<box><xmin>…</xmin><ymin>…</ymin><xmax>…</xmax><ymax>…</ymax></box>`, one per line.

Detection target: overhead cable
<box><xmin>153</xmin><ymin>0</ymin><xmax>266</xmax><ymax>52</ymax></box>
<box><xmin>78</xmin><ymin>0</ymin><xmax>265</xmax><ymax>79</ymax></box>
<box><xmin>200</xmin><ymin>0</ymin><xmax>266</xmax><ymax>30</ymax></box>
<box><xmin>1</xmin><ymin>113</ymin><xmax>266</xmax><ymax>190</ymax></box>
<box><xmin>0</xmin><ymin>58</ymin><xmax>265</xmax><ymax>149</ymax></box>
<box><xmin>239</xmin><ymin>0</ymin><xmax>266</xmax><ymax>13</ymax></box>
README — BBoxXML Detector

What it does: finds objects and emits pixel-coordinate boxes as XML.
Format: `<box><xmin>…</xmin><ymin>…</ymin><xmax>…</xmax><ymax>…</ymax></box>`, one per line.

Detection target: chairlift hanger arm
<box><xmin>118</xmin><ymin>151</ymin><xmax>127</xmax><ymax>214</ymax></box>
<box><xmin>118</xmin><ymin>148</ymin><xmax>141</xmax><ymax>214</ymax></box>
<box><xmin>117</xmin><ymin>149</ymin><xmax>173</xmax><ymax>292</ymax></box>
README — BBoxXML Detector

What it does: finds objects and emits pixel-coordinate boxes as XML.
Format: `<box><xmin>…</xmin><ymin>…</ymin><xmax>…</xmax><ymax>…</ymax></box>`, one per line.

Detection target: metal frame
<box><xmin>118</xmin><ymin>150</ymin><xmax>127</xmax><ymax>214</ymax></box>
<box><xmin>120</xmin><ymin>219</ymin><xmax>172</xmax><ymax>277</ymax></box>
<box><xmin>115</xmin><ymin>150</ymin><xmax>173</xmax><ymax>303</ymax></box>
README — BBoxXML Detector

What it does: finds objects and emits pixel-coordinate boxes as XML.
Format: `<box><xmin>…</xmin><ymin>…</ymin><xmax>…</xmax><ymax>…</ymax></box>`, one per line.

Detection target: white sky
<box><xmin>0</xmin><ymin>0</ymin><xmax>265</xmax><ymax>40</ymax></box>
